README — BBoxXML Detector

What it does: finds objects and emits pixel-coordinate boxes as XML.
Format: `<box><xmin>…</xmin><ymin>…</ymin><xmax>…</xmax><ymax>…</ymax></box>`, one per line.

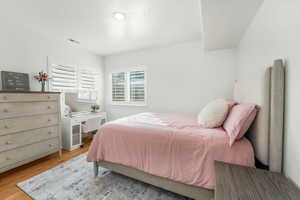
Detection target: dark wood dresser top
<box><xmin>215</xmin><ymin>161</ymin><xmax>300</xmax><ymax>200</ymax></box>
<box><xmin>0</xmin><ymin>91</ymin><xmax>60</xmax><ymax>94</ymax></box>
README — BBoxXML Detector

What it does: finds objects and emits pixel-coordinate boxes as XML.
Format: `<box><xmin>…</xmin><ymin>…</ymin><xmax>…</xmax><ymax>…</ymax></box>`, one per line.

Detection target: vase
<box><xmin>41</xmin><ymin>81</ymin><xmax>45</xmax><ymax>92</ymax></box>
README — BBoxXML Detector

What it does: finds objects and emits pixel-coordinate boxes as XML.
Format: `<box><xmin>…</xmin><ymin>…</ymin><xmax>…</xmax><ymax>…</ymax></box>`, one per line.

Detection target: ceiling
<box><xmin>201</xmin><ymin>0</ymin><xmax>263</xmax><ymax>50</ymax></box>
<box><xmin>0</xmin><ymin>0</ymin><xmax>203</xmax><ymax>55</ymax></box>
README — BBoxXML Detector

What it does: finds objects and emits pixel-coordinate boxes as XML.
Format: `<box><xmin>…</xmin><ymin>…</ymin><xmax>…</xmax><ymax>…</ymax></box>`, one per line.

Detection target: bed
<box><xmin>87</xmin><ymin>59</ymin><xmax>285</xmax><ymax>200</ymax></box>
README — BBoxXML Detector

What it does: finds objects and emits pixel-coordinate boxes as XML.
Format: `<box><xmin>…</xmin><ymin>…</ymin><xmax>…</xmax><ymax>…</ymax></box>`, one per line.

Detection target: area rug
<box><xmin>17</xmin><ymin>153</ymin><xmax>189</xmax><ymax>200</ymax></box>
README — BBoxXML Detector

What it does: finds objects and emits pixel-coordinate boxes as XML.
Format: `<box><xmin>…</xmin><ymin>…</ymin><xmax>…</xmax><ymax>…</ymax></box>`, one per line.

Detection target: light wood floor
<box><xmin>0</xmin><ymin>141</ymin><xmax>91</xmax><ymax>200</ymax></box>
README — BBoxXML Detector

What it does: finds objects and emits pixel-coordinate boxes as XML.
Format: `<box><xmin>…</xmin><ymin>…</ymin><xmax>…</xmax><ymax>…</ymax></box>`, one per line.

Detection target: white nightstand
<box><xmin>62</xmin><ymin>112</ymin><xmax>107</xmax><ymax>151</ymax></box>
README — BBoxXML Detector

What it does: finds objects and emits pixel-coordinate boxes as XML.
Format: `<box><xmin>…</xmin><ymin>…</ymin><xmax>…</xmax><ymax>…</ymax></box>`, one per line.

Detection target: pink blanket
<box><xmin>87</xmin><ymin>112</ymin><xmax>255</xmax><ymax>189</ymax></box>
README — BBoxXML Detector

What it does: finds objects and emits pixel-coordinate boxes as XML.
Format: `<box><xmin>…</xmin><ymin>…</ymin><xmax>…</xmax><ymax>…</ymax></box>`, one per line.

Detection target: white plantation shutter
<box><xmin>130</xmin><ymin>71</ymin><xmax>145</xmax><ymax>102</ymax></box>
<box><xmin>112</xmin><ymin>72</ymin><xmax>126</xmax><ymax>102</ymax></box>
<box><xmin>111</xmin><ymin>70</ymin><xmax>146</xmax><ymax>104</ymax></box>
<box><xmin>78</xmin><ymin>69</ymin><xmax>98</xmax><ymax>102</ymax></box>
<box><xmin>49</xmin><ymin>65</ymin><xmax>99</xmax><ymax>102</ymax></box>
<box><xmin>50</xmin><ymin>64</ymin><xmax>77</xmax><ymax>91</ymax></box>
<box><xmin>79</xmin><ymin>70</ymin><xmax>97</xmax><ymax>90</ymax></box>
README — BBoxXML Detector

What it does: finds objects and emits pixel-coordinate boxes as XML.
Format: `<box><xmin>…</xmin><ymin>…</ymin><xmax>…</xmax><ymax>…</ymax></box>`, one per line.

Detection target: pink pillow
<box><xmin>223</xmin><ymin>103</ymin><xmax>259</xmax><ymax>146</ymax></box>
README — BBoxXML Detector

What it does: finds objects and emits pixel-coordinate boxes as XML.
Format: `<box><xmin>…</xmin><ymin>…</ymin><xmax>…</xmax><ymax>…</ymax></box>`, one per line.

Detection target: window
<box><xmin>77</xmin><ymin>90</ymin><xmax>97</xmax><ymax>103</ymax></box>
<box><xmin>130</xmin><ymin>71</ymin><xmax>145</xmax><ymax>102</ymax></box>
<box><xmin>49</xmin><ymin>64</ymin><xmax>99</xmax><ymax>103</ymax></box>
<box><xmin>77</xmin><ymin>69</ymin><xmax>98</xmax><ymax>103</ymax></box>
<box><xmin>111</xmin><ymin>70</ymin><xmax>146</xmax><ymax>105</ymax></box>
<box><xmin>112</xmin><ymin>72</ymin><xmax>126</xmax><ymax>102</ymax></box>
<box><xmin>50</xmin><ymin>64</ymin><xmax>77</xmax><ymax>92</ymax></box>
<box><xmin>79</xmin><ymin>69</ymin><xmax>97</xmax><ymax>90</ymax></box>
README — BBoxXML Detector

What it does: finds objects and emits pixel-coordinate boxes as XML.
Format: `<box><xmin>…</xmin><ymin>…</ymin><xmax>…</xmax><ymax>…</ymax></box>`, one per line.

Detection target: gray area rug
<box><xmin>17</xmin><ymin>153</ymin><xmax>188</xmax><ymax>200</ymax></box>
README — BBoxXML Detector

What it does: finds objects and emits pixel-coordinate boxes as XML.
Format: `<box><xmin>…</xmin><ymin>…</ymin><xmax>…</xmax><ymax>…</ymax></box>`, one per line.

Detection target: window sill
<box><xmin>111</xmin><ymin>102</ymin><xmax>147</xmax><ymax>107</ymax></box>
<box><xmin>77</xmin><ymin>99</ymin><xmax>97</xmax><ymax>104</ymax></box>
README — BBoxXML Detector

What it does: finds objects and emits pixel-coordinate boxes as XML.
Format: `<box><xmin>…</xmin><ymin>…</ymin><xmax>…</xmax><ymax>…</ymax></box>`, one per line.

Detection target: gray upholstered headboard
<box><xmin>236</xmin><ymin>59</ymin><xmax>285</xmax><ymax>173</ymax></box>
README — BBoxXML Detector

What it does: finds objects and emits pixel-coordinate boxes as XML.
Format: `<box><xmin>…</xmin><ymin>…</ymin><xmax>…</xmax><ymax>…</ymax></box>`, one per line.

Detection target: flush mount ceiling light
<box><xmin>113</xmin><ymin>12</ymin><xmax>126</xmax><ymax>21</ymax></box>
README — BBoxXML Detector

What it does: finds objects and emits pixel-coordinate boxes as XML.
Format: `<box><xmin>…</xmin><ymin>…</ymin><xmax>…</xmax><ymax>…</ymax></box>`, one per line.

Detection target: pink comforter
<box><xmin>87</xmin><ymin>112</ymin><xmax>255</xmax><ymax>189</ymax></box>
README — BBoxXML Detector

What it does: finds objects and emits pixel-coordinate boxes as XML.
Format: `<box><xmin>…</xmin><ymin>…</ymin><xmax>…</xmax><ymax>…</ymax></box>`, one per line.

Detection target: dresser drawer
<box><xmin>0</xmin><ymin>93</ymin><xmax>59</xmax><ymax>103</ymax></box>
<box><xmin>0</xmin><ymin>114</ymin><xmax>59</xmax><ymax>136</ymax></box>
<box><xmin>0</xmin><ymin>102</ymin><xmax>58</xmax><ymax>119</ymax></box>
<box><xmin>0</xmin><ymin>126</ymin><xmax>59</xmax><ymax>152</ymax></box>
<box><xmin>0</xmin><ymin>138</ymin><xmax>59</xmax><ymax>169</ymax></box>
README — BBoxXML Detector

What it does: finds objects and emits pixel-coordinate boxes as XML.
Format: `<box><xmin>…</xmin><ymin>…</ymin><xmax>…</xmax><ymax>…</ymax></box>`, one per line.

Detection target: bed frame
<box><xmin>93</xmin><ymin>59</ymin><xmax>285</xmax><ymax>200</ymax></box>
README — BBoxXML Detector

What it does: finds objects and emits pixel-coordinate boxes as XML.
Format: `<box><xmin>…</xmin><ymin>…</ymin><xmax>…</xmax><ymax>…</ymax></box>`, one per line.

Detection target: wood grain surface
<box><xmin>215</xmin><ymin>161</ymin><xmax>300</xmax><ymax>200</ymax></box>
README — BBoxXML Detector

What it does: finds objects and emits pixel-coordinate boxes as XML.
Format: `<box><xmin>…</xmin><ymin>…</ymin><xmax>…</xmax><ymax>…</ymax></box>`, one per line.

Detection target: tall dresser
<box><xmin>0</xmin><ymin>92</ymin><xmax>61</xmax><ymax>173</ymax></box>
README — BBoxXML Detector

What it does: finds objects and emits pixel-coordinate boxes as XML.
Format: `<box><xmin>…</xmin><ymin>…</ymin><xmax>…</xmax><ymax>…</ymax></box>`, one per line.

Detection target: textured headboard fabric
<box><xmin>269</xmin><ymin>60</ymin><xmax>285</xmax><ymax>172</ymax></box>
<box><xmin>246</xmin><ymin>67</ymin><xmax>271</xmax><ymax>167</ymax></box>
<box><xmin>244</xmin><ymin>59</ymin><xmax>285</xmax><ymax>173</ymax></box>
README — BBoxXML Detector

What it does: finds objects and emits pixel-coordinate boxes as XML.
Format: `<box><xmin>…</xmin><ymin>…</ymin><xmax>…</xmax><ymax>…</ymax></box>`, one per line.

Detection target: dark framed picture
<box><xmin>1</xmin><ymin>71</ymin><xmax>30</xmax><ymax>91</ymax></box>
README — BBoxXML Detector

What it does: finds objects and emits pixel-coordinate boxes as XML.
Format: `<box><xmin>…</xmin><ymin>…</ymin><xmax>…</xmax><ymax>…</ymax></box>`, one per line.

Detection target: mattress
<box><xmin>87</xmin><ymin>112</ymin><xmax>254</xmax><ymax>189</ymax></box>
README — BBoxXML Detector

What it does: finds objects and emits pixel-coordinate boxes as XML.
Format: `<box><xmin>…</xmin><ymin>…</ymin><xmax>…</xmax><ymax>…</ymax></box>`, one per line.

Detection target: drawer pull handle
<box><xmin>6</xmin><ymin>157</ymin><xmax>11</xmax><ymax>161</ymax></box>
<box><xmin>48</xmin><ymin>119</ymin><xmax>52</xmax><ymax>122</ymax></box>
<box><xmin>49</xmin><ymin>144</ymin><xmax>54</xmax><ymax>147</ymax></box>
<box><xmin>5</xmin><ymin>141</ymin><xmax>13</xmax><ymax>145</ymax></box>
<box><xmin>3</xmin><ymin>96</ymin><xmax>7</xmax><ymax>100</ymax></box>
<box><xmin>3</xmin><ymin>109</ymin><xmax>8</xmax><ymax>113</ymax></box>
<box><xmin>47</xmin><ymin>106</ymin><xmax>51</xmax><ymax>109</ymax></box>
<box><xmin>47</xmin><ymin>96</ymin><xmax>51</xmax><ymax>99</ymax></box>
<box><xmin>48</xmin><ymin>131</ymin><xmax>52</xmax><ymax>134</ymax></box>
<box><xmin>4</xmin><ymin>125</ymin><xmax>9</xmax><ymax>129</ymax></box>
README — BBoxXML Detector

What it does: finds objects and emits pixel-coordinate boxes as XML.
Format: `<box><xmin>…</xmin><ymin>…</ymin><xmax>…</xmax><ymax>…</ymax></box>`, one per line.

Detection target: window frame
<box><xmin>77</xmin><ymin>68</ymin><xmax>99</xmax><ymax>103</ymax></box>
<box><xmin>49</xmin><ymin>64</ymin><xmax>100</xmax><ymax>103</ymax></box>
<box><xmin>110</xmin><ymin>68</ymin><xmax>147</xmax><ymax>106</ymax></box>
<box><xmin>77</xmin><ymin>90</ymin><xmax>98</xmax><ymax>103</ymax></box>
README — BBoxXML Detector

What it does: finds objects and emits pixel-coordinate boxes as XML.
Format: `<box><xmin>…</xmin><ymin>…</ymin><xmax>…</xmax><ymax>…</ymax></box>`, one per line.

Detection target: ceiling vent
<box><xmin>68</xmin><ymin>38</ymin><xmax>80</xmax><ymax>45</ymax></box>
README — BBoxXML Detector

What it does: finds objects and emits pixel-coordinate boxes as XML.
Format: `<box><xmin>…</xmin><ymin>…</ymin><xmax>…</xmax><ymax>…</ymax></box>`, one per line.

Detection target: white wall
<box><xmin>104</xmin><ymin>41</ymin><xmax>236</xmax><ymax>120</ymax></box>
<box><xmin>0</xmin><ymin>21</ymin><xmax>104</xmax><ymax>111</ymax></box>
<box><xmin>236</xmin><ymin>0</ymin><xmax>300</xmax><ymax>187</ymax></box>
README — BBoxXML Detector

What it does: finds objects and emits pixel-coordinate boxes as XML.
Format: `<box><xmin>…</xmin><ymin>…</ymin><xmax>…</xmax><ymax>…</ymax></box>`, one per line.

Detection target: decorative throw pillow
<box><xmin>223</xmin><ymin>103</ymin><xmax>259</xmax><ymax>146</ymax></box>
<box><xmin>198</xmin><ymin>99</ymin><xmax>230</xmax><ymax>128</ymax></box>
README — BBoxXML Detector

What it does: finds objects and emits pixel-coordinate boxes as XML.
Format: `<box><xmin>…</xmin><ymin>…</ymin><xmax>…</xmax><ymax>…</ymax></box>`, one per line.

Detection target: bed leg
<box><xmin>94</xmin><ymin>162</ymin><xmax>99</xmax><ymax>177</ymax></box>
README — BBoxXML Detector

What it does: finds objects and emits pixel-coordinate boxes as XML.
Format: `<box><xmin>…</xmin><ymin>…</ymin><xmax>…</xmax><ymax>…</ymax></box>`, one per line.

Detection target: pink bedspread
<box><xmin>87</xmin><ymin>112</ymin><xmax>255</xmax><ymax>189</ymax></box>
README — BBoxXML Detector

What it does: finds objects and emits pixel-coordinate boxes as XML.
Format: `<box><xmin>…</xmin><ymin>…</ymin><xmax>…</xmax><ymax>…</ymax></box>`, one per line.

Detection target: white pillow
<box><xmin>198</xmin><ymin>99</ymin><xmax>230</xmax><ymax>128</ymax></box>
